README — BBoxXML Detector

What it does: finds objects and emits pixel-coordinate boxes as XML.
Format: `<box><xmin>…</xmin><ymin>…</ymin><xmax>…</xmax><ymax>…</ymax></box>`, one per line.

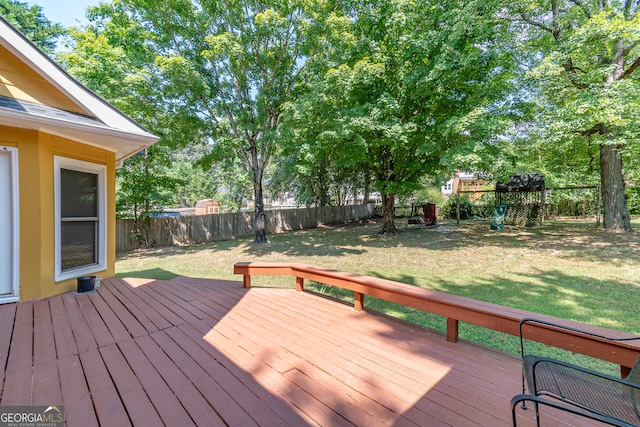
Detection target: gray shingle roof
<box><xmin>0</xmin><ymin>95</ymin><xmax>108</xmax><ymax>128</ymax></box>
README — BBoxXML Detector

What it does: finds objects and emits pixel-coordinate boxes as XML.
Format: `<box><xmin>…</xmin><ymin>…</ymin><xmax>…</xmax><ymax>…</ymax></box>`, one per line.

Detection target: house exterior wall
<box><xmin>0</xmin><ymin>124</ymin><xmax>116</xmax><ymax>300</ymax></box>
<box><xmin>0</xmin><ymin>44</ymin><xmax>89</xmax><ymax>115</ymax></box>
<box><xmin>442</xmin><ymin>171</ymin><xmax>491</xmax><ymax>201</ymax></box>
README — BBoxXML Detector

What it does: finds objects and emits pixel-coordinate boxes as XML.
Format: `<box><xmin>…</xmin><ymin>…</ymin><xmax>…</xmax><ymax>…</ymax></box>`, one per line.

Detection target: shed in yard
<box><xmin>195</xmin><ymin>198</ymin><xmax>221</xmax><ymax>215</ymax></box>
<box><xmin>0</xmin><ymin>17</ymin><xmax>158</xmax><ymax>302</ymax></box>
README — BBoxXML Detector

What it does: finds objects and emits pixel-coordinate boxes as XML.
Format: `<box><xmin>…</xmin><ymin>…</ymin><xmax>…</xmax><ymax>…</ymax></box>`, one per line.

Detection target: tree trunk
<box><xmin>379</xmin><ymin>192</ymin><xmax>397</xmax><ymax>235</ymax></box>
<box><xmin>251</xmin><ymin>147</ymin><xmax>269</xmax><ymax>245</ymax></box>
<box><xmin>253</xmin><ymin>179</ymin><xmax>268</xmax><ymax>244</ymax></box>
<box><xmin>364</xmin><ymin>175</ymin><xmax>370</xmax><ymax>205</ymax></box>
<box><xmin>600</xmin><ymin>143</ymin><xmax>631</xmax><ymax>232</ymax></box>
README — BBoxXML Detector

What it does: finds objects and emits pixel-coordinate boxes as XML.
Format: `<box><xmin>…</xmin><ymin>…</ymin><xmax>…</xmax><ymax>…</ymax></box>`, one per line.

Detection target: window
<box><xmin>54</xmin><ymin>156</ymin><xmax>106</xmax><ymax>281</ymax></box>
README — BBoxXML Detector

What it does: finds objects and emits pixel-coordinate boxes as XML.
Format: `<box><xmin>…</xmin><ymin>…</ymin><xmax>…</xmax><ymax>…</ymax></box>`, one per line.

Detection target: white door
<box><xmin>0</xmin><ymin>147</ymin><xmax>18</xmax><ymax>301</ymax></box>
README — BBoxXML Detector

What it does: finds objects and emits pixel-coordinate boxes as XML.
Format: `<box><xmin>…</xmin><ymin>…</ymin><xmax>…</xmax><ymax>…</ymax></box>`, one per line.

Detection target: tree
<box><xmin>274</xmin><ymin>96</ymin><xmax>370</xmax><ymax>207</ymax></box>
<box><xmin>64</xmin><ymin>0</ymin><xmax>321</xmax><ymax>244</ymax></box>
<box><xmin>116</xmin><ymin>146</ymin><xmax>179</xmax><ymax>247</ymax></box>
<box><xmin>508</xmin><ymin>0</ymin><xmax>640</xmax><ymax>231</ymax></box>
<box><xmin>286</xmin><ymin>0</ymin><xmax>514</xmax><ymax>234</ymax></box>
<box><xmin>60</xmin><ymin>10</ymin><xmax>185</xmax><ymax>246</ymax></box>
<box><xmin>0</xmin><ymin>0</ymin><xmax>65</xmax><ymax>53</ymax></box>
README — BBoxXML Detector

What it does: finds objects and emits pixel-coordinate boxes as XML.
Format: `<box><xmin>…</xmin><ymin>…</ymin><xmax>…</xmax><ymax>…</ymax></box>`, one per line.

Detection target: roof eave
<box><xmin>0</xmin><ymin>16</ymin><xmax>155</xmax><ymax>136</ymax></box>
<box><xmin>0</xmin><ymin>108</ymin><xmax>159</xmax><ymax>164</ymax></box>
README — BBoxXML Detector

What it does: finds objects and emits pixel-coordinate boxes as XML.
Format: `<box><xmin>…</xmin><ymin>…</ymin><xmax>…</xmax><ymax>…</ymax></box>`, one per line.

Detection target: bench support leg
<box><xmin>296</xmin><ymin>277</ymin><xmax>304</xmax><ymax>292</ymax></box>
<box><xmin>243</xmin><ymin>274</ymin><xmax>251</xmax><ymax>289</ymax></box>
<box><xmin>621</xmin><ymin>365</ymin><xmax>631</xmax><ymax>378</ymax></box>
<box><xmin>353</xmin><ymin>292</ymin><xmax>364</xmax><ymax>311</ymax></box>
<box><xmin>446</xmin><ymin>318</ymin><xmax>459</xmax><ymax>343</ymax></box>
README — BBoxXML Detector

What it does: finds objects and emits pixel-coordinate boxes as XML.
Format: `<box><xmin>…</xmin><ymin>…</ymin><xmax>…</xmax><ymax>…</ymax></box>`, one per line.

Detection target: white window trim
<box><xmin>1</xmin><ymin>146</ymin><xmax>19</xmax><ymax>303</ymax></box>
<box><xmin>54</xmin><ymin>156</ymin><xmax>107</xmax><ymax>282</ymax></box>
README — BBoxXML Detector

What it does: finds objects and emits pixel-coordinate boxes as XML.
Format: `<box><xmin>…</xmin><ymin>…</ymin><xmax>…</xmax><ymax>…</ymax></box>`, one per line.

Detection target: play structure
<box><xmin>490</xmin><ymin>204</ymin><xmax>507</xmax><ymax>230</ymax></box>
<box><xmin>495</xmin><ymin>174</ymin><xmax>546</xmax><ymax>227</ymax></box>
<box><xmin>454</xmin><ymin>173</ymin><xmax>601</xmax><ymax>228</ymax></box>
<box><xmin>407</xmin><ymin>203</ymin><xmax>437</xmax><ymax>228</ymax></box>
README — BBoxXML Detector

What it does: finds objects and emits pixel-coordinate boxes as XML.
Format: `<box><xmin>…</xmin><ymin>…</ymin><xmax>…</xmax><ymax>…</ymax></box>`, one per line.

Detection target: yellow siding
<box><xmin>0</xmin><ymin>127</ymin><xmax>43</xmax><ymax>300</ymax></box>
<box><xmin>0</xmin><ymin>125</ymin><xmax>116</xmax><ymax>300</ymax></box>
<box><xmin>0</xmin><ymin>44</ymin><xmax>91</xmax><ymax>116</ymax></box>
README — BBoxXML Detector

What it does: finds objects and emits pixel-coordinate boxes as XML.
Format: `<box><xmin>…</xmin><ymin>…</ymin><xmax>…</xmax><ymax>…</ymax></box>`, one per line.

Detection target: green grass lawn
<box><xmin>116</xmin><ymin>217</ymin><xmax>640</xmax><ymax>372</ymax></box>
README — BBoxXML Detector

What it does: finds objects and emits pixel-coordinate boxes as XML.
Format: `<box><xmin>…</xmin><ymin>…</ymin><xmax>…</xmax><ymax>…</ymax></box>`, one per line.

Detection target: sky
<box><xmin>29</xmin><ymin>0</ymin><xmax>100</xmax><ymax>28</ymax></box>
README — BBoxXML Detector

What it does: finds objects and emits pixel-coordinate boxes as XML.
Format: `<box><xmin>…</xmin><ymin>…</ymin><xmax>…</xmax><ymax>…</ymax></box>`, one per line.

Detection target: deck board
<box><xmin>58</xmin><ymin>354</ymin><xmax>99</xmax><ymax>427</ymax></box>
<box><xmin>87</xmin><ymin>290</ymin><xmax>132</xmax><ymax>342</ymax></box>
<box><xmin>108</xmin><ymin>278</ymin><xmax>170</xmax><ymax>331</ymax></box>
<box><xmin>79</xmin><ymin>348</ymin><xmax>131</xmax><ymax>427</ymax></box>
<box><xmin>134</xmin><ymin>334</ymin><xmax>227</xmax><ymax>427</ymax></box>
<box><xmin>1</xmin><ymin>367</ymin><xmax>32</xmax><ymax>405</ymax></box>
<box><xmin>99</xmin><ymin>343</ymin><xmax>164</xmax><ymax>426</ymax></box>
<box><xmin>117</xmin><ymin>338</ymin><xmax>195</xmax><ymax>427</ymax></box>
<box><xmin>0</xmin><ymin>303</ymin><xmax>16</xmax><ymax>398</ymax></box>
<box><xmin>150</xmin><ymin>329</ymin><xmax>260</xmax><ymax>426</ymax></box>
<box><xmin>32</xmin><ymin>359</ymin><xmax>63</xmax><ymax>406</ymax></box>
<box><xmin>0</xmin><ymin>276</ymin><xmax>611</xmax><ymax>426</ymax></box>
<box><xmin>33</xmin><ymin>300</ymin><xmax>56</xmax><ymax>365</ymax></box>
<box><xmin>62</xmin><ymin>293</ymin><xmax>97</xmax><ymax>353</ymax></box>
<box><xmin>6</xmin><ymin>302</ymin><xmax>33</xmax><ymax>373</ymax></box>
<box><xmin>76</xmin><ymin>293</ymin><xmax>116</xmax><ymax>348</ymax></box>
<box><xmin>49</xmin><ymin>295</ymin><xmax>78</xmax><ymax>358</ymax></box>
<box><xmin>96</xmin><ymin>285</ymin><xmax>149</xmax><ymax>337</ymax></box>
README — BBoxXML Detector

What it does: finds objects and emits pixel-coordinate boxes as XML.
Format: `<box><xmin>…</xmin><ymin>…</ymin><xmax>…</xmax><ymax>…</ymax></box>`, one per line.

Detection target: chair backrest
<box><xmin>627</xmin><ymin>355</ymin><xmax>640</xmax><ymax>421</ymax></box>
<box><xmin>627</xmin><ymin>355</ymin><xmax>640</xmax><ymax>384</ymax></box>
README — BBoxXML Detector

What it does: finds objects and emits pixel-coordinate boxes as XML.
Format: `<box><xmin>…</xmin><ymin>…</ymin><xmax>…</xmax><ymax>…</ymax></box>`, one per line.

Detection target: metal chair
<box><xmin>511</xmin><ymin>318</ymin><xmax>640</xmax><ymax>426</ymax></box>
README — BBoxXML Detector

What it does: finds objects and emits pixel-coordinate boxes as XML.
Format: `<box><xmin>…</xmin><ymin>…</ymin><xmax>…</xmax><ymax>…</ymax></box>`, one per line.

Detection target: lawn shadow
<box><xmin>115</xmin><ymin>267</ymin><xmax>179</xmax><ymax>280</ymax></box>
<box><xmin>241</xmin><ymin>231</ymin><xmax>368</xmax><ymax>257</ymax></box>
<box><xmin>342</xmin><ymin>266</ymin><xmax>638</xmax><ymax>375</ymax></box>
<box><xmin>371</xmin><ymin>272</ymin><xmax>420</xmax><ymax>286</ymax></box>
<box><xmin>427</xmin><ymin>267</ymin><xmax>639</xmax><ymax>332</ymax></box>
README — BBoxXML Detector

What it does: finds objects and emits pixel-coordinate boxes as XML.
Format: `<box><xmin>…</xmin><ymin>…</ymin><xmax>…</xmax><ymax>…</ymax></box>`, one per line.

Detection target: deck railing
<box><xmin>234</xmin><ymin>262</ymin><xmax>640</xmax><ymax>376</ymax></box>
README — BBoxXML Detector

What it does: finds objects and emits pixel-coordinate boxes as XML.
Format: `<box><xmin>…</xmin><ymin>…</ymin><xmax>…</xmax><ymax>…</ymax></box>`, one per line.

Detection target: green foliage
<box><xmin>62</xmin><ymin>0</ymin><xmax>324</xmax><ymax>243</ymax></box>
<box><xmin>279</xmin><ymin>0</ymin><xmax>516</xmax><ymax>231</ymax></box>
<box><xmin>196</xmin><ymin>152</ymin><xmax>252</xmax><ymax>212</ymax></box>
<box><xmin>164</xmin><ymin>161</ymin><xmax>215</xmax><ymax>207</ymax></box>
<box><xmin>411</xmin><ymin>184</ymin><xmax>445</xmax><ymax>207</ymax></box>
<box><xmin>47</xmin><ymin>0</ymin><xmax>637</xmax><ymax>233</ymax></box>
<box><xmin>627</xmin><ymin>186</ymin><xmax>640</xmax><ymax>215</ymax></box>
<box><xmin>116</xmin><ymin>146</ymin><xmax>179</xmax><ymax>246</ymax></box>
<box><xmin>503</xmin><ymin>0</ymin><xmax>640</xmax><ymax>230</ymax></box>
<box><xmin>0</xmin><ymin>0</ymin><xmax>65</xmax><ymax>53</ymax></box>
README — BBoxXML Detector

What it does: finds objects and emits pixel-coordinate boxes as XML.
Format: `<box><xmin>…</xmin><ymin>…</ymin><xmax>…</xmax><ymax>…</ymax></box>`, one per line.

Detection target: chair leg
<box><xmin>521</xmin><ymin>369</ymin><xmax>528</xmax><ymax>410</ymax></box>
<box><xmin>512</xmin><ymin>396</ymin><xmax>540</xmax><ymax>427</ymax></box>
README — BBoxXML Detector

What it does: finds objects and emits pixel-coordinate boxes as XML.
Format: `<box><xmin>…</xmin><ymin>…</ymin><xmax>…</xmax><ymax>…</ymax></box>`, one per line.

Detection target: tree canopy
<box><xmin>279</xmin><ymin>0</ymin><xmax>516</xmax><ymax>233</ymax></box>
<box><xmin>25</xmin><ymin>0</ymin><xmax>637</xmax><ymax>235</ymax></box>
<box><xmin>0</xmin><ymin>0</ymin><xmax>65</xmax><ymax>53</ymax></box>
<box><xmin>504</xmin><ymin>0</ymin><xmax>640</xmax><ymax>231</ymax></box>
<box><xmin>62</xmin><ymin>0</ymin><xmax>327</xmax><ymax>244</ymax></box>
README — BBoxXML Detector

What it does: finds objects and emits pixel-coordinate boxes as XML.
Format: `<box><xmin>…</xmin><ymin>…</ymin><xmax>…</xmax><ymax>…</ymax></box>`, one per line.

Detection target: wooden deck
<box><xmin>0</xmin><ymin>277</ymin><xmax>607</xmax><ymax>426</ymax></box>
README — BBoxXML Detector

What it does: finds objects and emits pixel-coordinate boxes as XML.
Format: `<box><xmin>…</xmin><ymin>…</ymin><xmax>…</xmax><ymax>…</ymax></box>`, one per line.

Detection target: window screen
<box><xmin>60</xmin><ymin>168</ymin><xmax>98</xmax><ymax>271</ymax></box>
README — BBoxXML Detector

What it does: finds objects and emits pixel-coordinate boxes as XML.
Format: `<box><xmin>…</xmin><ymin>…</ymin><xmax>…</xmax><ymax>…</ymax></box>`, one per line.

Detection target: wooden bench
<box><xmin>234</xmin><ymin>262</ymin><xmax>640</xmax><ymax>376</ymax></box>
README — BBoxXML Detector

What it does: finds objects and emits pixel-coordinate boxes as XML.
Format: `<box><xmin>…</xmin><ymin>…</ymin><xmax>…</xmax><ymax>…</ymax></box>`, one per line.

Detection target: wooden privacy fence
<box><xmin>116</xmin><ymin>204</ymin><xmax>375</xmax><ymax>253</ymax></box>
